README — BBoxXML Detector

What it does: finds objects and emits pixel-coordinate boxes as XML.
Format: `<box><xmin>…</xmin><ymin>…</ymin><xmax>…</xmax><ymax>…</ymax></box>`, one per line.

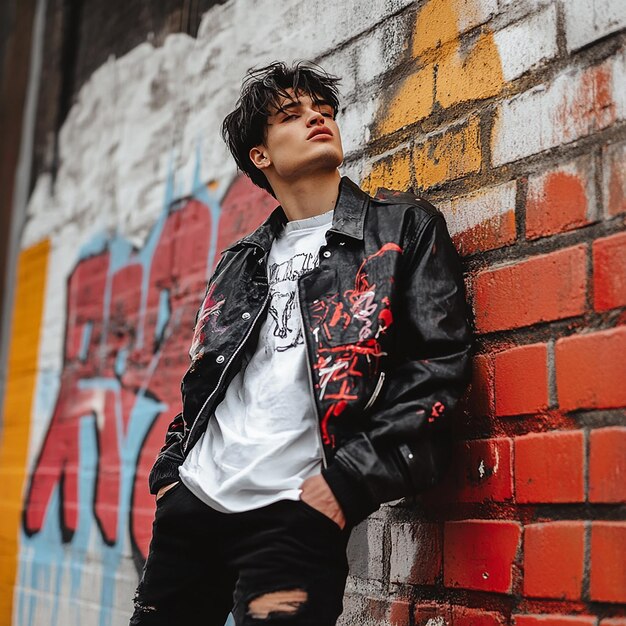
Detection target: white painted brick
<box><xmin>340</xmin><ymin>159</ymin><xmax>366</xmax><ymax>187</ymax></box>
<box><xmin>492</xmin><ymin>50</ymin><xmax>626</xmax><ymax>165</ymax></box>
<box><xmin>613</xmin><ymin>44</ymin><xmax>626</xmax><ymax>113</ymax></box>
<box><xmin>284</xmin><ymin>0</ymin><xmax>415</xmax><ymax>59</ymax></box>
<box><xmin>497</xmin><ymin>0</ymin><xmax>552</xmax><ymax>18</ymax></box>
<box><xmin>494</xmin><ymin>3</ymin><xmax>558</xmax><ymax>81</ymax></box>
<box><xmin>445</xmin><ymin>181</ymin><xmax>517</xmax><ymax>237</ymax></box>
<box><xmin>337</xmin><ymin>92</ymin><xmax>378</xmax><ymax>156</ymax></box>
<box><xmin>456</xmin><ymin>0</ymin><xmax>499</xmax><ymax>32</ymax></box>
<box><xmin>198</xmin><ymin>0</ymin><xmax>415</xmax><ymax>65</ymax></box>
<box><xmin>389</xmin><ymin>522</ymin><xmax>441</xmax><ymax>585</ymax></box>
<box><xmin>354</xmin><ymin>11</ymin><xmax>411</xmax><ymax>86</ymax></box>
<box><xmin>346</xmin><ymin>518</ymin><xmax>385</xmax><ymax>580</ymax></box>
<box><xmin>317</xmin><ymin>44</ymin><xmax>358</xmax><ymax>100</ymax></box>
<box><xmin>564</xmin><ymin>0</ymin><xmax>626</xmax><ymax>52</ymax></box>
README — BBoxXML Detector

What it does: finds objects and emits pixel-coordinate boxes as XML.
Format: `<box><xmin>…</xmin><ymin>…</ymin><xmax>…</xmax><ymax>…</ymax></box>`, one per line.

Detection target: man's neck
<box><xmin>272</xmin><ymin>170</ymin><xmax>342</xmax><ymax>222</ymax></box>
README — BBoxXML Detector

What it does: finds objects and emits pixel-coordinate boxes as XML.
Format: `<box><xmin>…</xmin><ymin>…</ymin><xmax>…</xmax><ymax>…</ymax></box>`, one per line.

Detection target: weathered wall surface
<box><xmin>1</xmin><ymin>0</ymin><xmax>625</xmax><ymax>624</ymax></box>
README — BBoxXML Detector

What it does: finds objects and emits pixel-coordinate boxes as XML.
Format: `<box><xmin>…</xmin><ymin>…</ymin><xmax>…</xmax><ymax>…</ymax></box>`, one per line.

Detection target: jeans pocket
<box><xmin>298</xmin><ymin>498</ymin><xmax>342</xmax><ymax>532</ymax></box>
<box><xmin>155</xmin><ymin>481</ymin><xmax>181</xmax><ymax>506</ymax></box>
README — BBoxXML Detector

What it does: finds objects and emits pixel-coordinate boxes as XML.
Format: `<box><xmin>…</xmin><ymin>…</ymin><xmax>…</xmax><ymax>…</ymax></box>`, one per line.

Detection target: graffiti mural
<box><xmin>15</xmin><ymin>165</ymin><xmax>276</xmax><ymax>625</ymax></box>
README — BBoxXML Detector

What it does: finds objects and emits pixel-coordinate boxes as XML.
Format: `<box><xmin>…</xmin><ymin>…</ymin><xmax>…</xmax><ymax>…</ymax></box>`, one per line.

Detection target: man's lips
<box><xmin>307</xmin><ymin>127</ymin><xmax>333</xmax><ymax>140</ymax></box>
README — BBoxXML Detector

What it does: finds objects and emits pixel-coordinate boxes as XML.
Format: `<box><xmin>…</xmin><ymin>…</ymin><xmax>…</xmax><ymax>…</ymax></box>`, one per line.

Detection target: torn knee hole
<box><xmin>247</xmin><ymin>588</ymin><xmax>308</xmax><ymax>619</ymax></box>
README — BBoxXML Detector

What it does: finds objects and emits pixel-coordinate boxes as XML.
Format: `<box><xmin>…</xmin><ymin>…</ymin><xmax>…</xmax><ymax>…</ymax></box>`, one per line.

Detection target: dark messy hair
<box><xmin>221</xmin><ymin>61</ymin><xmax>341</xmax><ymax>196</ymax></box>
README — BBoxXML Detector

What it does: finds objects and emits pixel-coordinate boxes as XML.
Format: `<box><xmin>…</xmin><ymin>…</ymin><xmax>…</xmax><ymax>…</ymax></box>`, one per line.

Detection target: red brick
<box><xmin>526</xmin><ymin>156</ymin><xmax>595</xmax><ymax>240</ymax></box>
<box><xmin>514</xmin><ymin>616</ymin><xmax>597</xmax><ymax>626</ymax></box>
<box><xmin>590</xmin><ymin>522</ymin><xmax>626</xmax><ymax>603</ymax></box>
<box><xmin>444</xmin><ymin>520</ymin><xmax>521</xmax><ymax>593</ymax></box>
<box><xmin>602</xmin><ymin>141</ymin><xmax>626</xmax><ymax>217</ymax></box>
<box><xmin>452</xmin><ymin>606</ymin><xmax>505</xmax><ymax>626</ymax></box>
<box><xmin>589</xmin><ymin>427</ymin><xmax>626</xmax><ymax>503</ymax></box>
<box><xmin>494</xmin><ymin>343</ymin><xmax>549</xmax><ymax>416</ymax></box>
<box><xmin>593</xmin><ymin>232</ymin><xmax>626</xmax><ymax>311</ymax></box>
<box><xmin>414</xmin><ymin>603</ymin><xmax>451</xmax><ymax>625</ymax></box>
<box><xmin>389</xmin><ymin>599</ymin><xmax>411</xmax><ymax>626</ymax></box>
<box><xmin>454</xmin><ymin>438</ymin><xmax>513</xmax><ymax>502</ymax></box>
<box><xmin>473</xmin><ymin>246</ymin><xmax>587</xmax><ymax>333</ymax></box>
<box><xmin>556</xmin><ymin>326</ymin><xmax>626</xmax><ymax>411</ymax></box>
<box><xmin>515</xmin><ymin>431</ymin><xmax>585</xmax><ymax>503</ymax></box>
<box><xmin>523</xmin><ymin>522</ymin><xmax>585</xmax><ymax>599</ymax></box>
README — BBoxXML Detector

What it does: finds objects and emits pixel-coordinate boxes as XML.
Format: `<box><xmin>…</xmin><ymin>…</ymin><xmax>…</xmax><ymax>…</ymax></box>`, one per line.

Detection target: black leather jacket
<box><xmin>148</xmin><ymin>176</ymin><xmax>473</xmax><ymax>527</ymax></box>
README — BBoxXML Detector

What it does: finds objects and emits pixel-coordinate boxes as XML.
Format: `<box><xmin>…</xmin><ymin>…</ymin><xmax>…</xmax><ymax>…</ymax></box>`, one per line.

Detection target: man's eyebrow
<box><xmin>273</xmin><ymin>98</ymin><xmax>334</xmax><ymax>116</ymax></box>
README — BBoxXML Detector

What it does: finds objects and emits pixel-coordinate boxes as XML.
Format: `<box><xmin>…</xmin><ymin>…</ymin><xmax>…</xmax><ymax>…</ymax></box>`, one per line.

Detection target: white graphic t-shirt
<box><xmin>179</xmin><ymin>209</ymin><xmax>334</xmax><ymax>512</ymax></box>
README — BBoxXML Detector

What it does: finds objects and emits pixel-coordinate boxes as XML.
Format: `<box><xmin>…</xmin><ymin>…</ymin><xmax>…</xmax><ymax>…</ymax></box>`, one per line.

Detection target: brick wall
<box><xmin>0</xmin><ymin>0</ymin><xmax>624</xmax><ymax>624</ymax></box>
<box><xmin>344</xmin><ymin>1</ymin><xmax>626</xmax><ymax>623</ymax></box>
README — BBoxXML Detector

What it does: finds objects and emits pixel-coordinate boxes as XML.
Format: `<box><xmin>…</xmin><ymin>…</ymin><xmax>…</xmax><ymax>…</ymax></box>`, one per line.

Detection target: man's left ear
<box><xmin>249</xmin><ymin>146</ymin><xmax>271</xmax><ymax>170</ymax></box>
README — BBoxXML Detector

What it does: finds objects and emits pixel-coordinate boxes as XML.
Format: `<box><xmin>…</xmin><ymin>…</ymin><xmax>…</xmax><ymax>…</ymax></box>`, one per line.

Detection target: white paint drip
<box><xmin>478</xmin><ymin>459</ymin><xmax>486</xmax><ymax>479</ymax></box>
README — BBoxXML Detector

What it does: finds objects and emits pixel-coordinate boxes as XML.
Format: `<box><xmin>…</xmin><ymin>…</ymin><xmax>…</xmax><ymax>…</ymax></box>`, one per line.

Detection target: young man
<box><xmin>130</xmin><ymin>61</ymin><xmax>473</xmax><ymax>626</ymax></box>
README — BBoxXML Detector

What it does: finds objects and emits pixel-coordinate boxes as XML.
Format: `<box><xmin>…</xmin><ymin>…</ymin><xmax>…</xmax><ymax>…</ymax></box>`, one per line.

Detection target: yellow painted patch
<box><xmin>374</xmin><ymin>65</ymin><xmax>434</xmax><ymax>138</ymax></box>
<box><xmin>412</xmin><ymin>0</ymin><xmax>504</xmax><ymax>108</ymax></box>
<box><xmin>0</xmin><ymin>239</ymin><xmax>50</xmax><ymax>623</ymax></box>
<box><xmin>373</xmin><ymin>0</ymin><xmax>504</xmax><ymax>153</ymax></box>
<box><xmin>413</xmin><ymin>0</ymin><xmax>460</xmax><ymax>58</ymax></box>
<box><xmin>362</xmin><ymin>150</ymin><xmax>412</xmax><ymax>195</ymax></box>
<box><xmin>436</xmin><ymin>31</ymin><xmax>504</xmax><ymax>108</ymax></box>
<box><xmin>413</xmin><ymin>116</ymin><xmax>482</xmax><ymax>189</ymax></box>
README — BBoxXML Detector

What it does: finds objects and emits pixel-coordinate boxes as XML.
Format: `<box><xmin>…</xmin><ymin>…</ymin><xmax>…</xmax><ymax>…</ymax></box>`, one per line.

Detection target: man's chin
<box><xmin>288</xmin><ymin>153</ymin><xmax>343</xmax><ymax>177</ymax></box>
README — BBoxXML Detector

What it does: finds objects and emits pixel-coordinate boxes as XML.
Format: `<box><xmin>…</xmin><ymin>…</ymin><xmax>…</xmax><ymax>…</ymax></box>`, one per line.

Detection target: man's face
<box><xmin>250</xmin><ymin>88</ymin><xmax>344</xmax><ymax>182</ymax></box>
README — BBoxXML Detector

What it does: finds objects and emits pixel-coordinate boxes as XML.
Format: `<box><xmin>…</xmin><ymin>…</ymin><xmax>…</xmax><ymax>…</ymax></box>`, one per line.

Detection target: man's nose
<box><xmin>306</xmin><ymin>110</ymin><xmax>325</xmax><ymax>126</ymax></box>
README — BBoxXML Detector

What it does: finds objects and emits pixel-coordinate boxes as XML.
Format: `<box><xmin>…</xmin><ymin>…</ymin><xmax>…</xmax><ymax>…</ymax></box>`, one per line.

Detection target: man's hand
<box><xmin>155</xmin><ymin>481</ymin><xmax>179</xmax><ymax>501</ymax></box>
<box><xmin>299</xmin><ymin>474</ymin><xmax>346</xmax><ymax>529</ymax></box>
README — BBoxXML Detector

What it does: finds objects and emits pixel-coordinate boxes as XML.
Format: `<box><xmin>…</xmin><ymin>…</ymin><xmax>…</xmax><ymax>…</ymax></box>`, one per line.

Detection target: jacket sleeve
<box><xmin>147</xmin><ymin>411</ymin><xmax>186</xmax><ymax>495</ymax></box>
<box><xmin>321</xmin><ymin>211</ymin><xmax>474</xmax><ymax>526</ymax></box>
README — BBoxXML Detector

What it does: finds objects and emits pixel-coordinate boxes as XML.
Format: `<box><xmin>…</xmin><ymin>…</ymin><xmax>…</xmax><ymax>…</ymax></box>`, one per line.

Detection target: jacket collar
<box><xmin>225</xmin><ymin>175</ymin><xmax>368</xmax><ymax>253</ymax></box>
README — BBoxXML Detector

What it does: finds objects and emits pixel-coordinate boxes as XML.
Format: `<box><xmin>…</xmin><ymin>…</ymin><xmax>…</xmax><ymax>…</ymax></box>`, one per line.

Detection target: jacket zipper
<box><xmin>184</xmin><ymin>256</ymin><xmax>270</xmax><ymax>454</ymax></box>
<box><xmin>363</xmin><ymin>370</ymin><xmax>385</xmax><ymax>411</ymax></box>
<box><xmin>297</xmin><ymin>280</ymin><xmax>328</xmax><ymax>469</ymax></box>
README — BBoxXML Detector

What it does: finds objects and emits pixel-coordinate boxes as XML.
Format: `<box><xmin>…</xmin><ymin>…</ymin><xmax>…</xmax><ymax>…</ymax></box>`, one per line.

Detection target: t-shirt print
<box><xmin>265</xmin><ymin>251</ymin><xmax>319</xmax><ymax>353</ymax></box>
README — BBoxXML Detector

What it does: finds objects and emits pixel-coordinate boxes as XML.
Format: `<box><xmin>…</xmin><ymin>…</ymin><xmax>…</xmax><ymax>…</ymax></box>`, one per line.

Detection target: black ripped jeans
<box><xmin>129</xmin><ymin>481</ymin><xmax>352</xmax><ymax>626</ymax></box>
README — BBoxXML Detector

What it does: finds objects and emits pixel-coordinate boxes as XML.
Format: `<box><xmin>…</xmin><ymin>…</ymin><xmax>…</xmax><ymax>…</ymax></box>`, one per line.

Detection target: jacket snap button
<box><xmin>216</xmin><ymin>355</ymin><xmax>225</xmax><ymax>363</ymax></box>
<box><xmin>323</xmin><ymin>250</ymin><xmax>331</xmax><ymax>258</ymax></box>
<box><xmin>242</xmin><ymin>312</ymin><xmax>251</xmax><ymax>319</ymax></box>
